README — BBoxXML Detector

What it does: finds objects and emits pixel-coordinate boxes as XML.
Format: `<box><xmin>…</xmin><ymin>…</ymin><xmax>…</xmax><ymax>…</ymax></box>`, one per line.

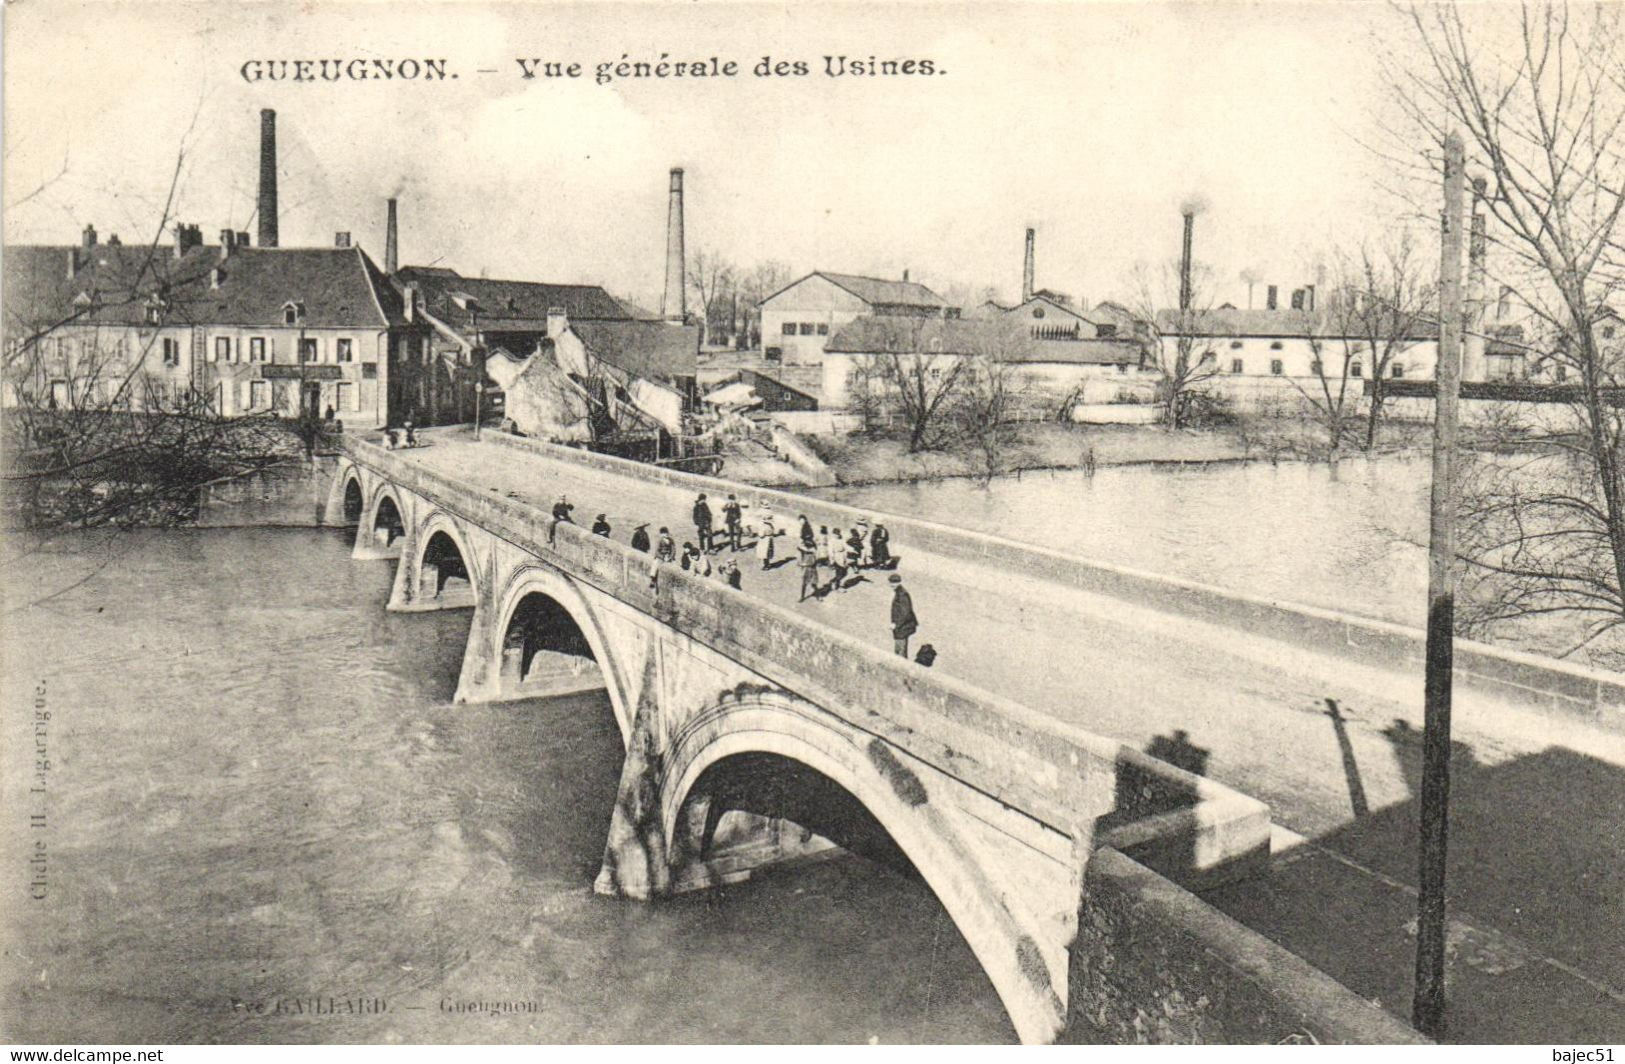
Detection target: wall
<box><xmin>480</xmin><ymin>429</ymin><xmax>1625</xmax><ymax>724</ymax></box>
<box><xmin>1163</xmin><ymin>335</ymin><xmax>1439</xmax><ymax>383</ymax></box>
<box><xmin>1066</xmin><ymin>848</ymin><xmax>1428</xmax><ymax>1044</ymax></box>
<box><xmin>760</xmin><ymin>275</ymin><xmax>869</xmax><ymax>366</ymax></box>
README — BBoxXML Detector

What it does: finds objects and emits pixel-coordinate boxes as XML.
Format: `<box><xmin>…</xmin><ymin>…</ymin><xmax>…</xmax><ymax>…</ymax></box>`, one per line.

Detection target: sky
<box><xmin>4</xmin><ymin>1</ymin><xmax>1449</xmax><ymax>311</ymax></box>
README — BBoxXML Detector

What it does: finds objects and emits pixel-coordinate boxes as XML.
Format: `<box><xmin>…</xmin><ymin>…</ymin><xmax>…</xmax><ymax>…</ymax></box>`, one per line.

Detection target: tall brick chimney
<box><xmin>385</xmin><ymin>197</ymin><xmax>399</xmax><ymax>273</ymax></box>
<box><xmin>1178</xmin><ymin>211</ymin><xmax>1195</xmax><ymax>313</ymax></box>
<box><xmin>1022</xmin><ymin>228</ymin><xmax>1036</xmax><ymax>303</ymax></box>
<box><xmin>257</xmin><ymin>109</ymin><xmax>279</xmax><ymax>249</ymax></box>
<box><xmin>662</xmin><ymin>167</ymin><xmax>686</xmax><ymax>322</ymax></box>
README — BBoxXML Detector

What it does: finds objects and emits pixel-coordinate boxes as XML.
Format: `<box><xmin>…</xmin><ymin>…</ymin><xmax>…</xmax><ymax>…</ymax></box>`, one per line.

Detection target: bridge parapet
<box><xmin>478</xmin><ymin>430</ymin><xmax>1625</xmax><ymax>723</ymax></box>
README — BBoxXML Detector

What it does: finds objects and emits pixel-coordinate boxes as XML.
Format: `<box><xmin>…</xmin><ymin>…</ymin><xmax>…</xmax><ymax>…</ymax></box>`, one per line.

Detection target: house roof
<box><xmin>763</xmin><ymin>270</ymin><xmax>946</xmax><ymax>310</ymax></box>
<box><xmin>573</xmin><ymin>319</ymin><xmax>699</xmax><ymax>380</ymax></box>
<box><xmin>1006</xmin><ymin>294</ymin><xmax>1096</xmax><ymax>324</ymax></box>
<box><xmin>394</xmin><ymin>266</ymin><xmax>633</xmax><ymax>334</ymax></box>
<box><xmin>826</xmin><ymin>315</ymin><xmax>1145</xmax><ymax>365</ymax></box>
<box><xmin>4</xmin><ymin>243</ymin><xmax>405</xmax><ymax>339</ymax></box>
<box><xmin>1154</xmin><ymin>306</ymin><xmax>1439</xmax><ymax>341</ymax></box>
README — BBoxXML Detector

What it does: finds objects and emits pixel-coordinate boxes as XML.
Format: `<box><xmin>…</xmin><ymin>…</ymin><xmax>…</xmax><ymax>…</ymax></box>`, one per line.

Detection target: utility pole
<box><xmin>1414</xmin><ymin>131</ymin><xmax>1465</xmax><ymax>1040</ymax></box>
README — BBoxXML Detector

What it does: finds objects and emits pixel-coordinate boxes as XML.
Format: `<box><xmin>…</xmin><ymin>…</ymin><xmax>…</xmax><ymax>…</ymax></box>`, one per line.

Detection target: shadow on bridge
<box><xmin>1200</xmin><ymin>731</ymin><xmax>1625</xmax><ymax>1043</ymax></box>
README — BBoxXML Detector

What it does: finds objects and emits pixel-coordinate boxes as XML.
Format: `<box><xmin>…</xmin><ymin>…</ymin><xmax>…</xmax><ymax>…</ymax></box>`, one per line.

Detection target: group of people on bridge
<box><xmin>543</xmin><ymin>486</ymin><xmax>928</xmax><ymax>662</ymax></box>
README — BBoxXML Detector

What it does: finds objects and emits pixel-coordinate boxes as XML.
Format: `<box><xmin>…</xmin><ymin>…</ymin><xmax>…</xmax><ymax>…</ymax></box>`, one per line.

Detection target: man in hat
<box><xmin>591</xmin><ymin>514</ymin><xmax>611</xmax><ymax>537</ymax></box>
<box><xmin>656</xmin><ymin>526</ymin><xmax>676</xmax><ymax>563</ymax></box>
<box><xmin>722</xmin><ymin>493</ymin><xmax>743</xmax><ymax>551</ymax></box>
<box><xmin>552</xmin><ymin>495</ymin><xmax>574</xmax><ymax>523</ymax></box>
<box><xmin>630</xmin><ymin>523</ymin><xmax>651</xmax><ymax>553</ymax></box>
<box><xmin>889</xmin><ymin>573</ymin><xmax>918</xmax><ymax>658</ymax></box>
<box><xmin>693</xmin><ymin>492</ymin><xmax>714</xmax><ymax>553</ymax></box>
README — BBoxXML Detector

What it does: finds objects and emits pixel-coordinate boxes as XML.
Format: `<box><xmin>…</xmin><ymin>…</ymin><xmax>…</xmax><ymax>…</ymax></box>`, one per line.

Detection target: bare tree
<box><xmin>1387</xmin><ymin>0</ymin><xmax>1625</xmax><ymax>658</ymax></box>
<box><xmin>949</xmin><ymin>328</ymin><xmax>1029</xmax><ymax>482</ymax></box>
<box><xmin>845</xmin><ymin>317</ymin><xmax>971</xmax><ymax>451</ymax></box>
<box><xmin>1291</xmin><ymin>238</ymin><xmax>1437</xmax><ymax>456</ymax></box>
<box><xmin>736</xmin><ymin>260</ymin><xmax>794</xmax><ymax>350</ymax></box>
<box><xmin>3</xmin><ymin>152</ymin><xmax>296</xmax><ymax>538</ymax></box>
<box><xmin>1131</xmin><ymin>260</ymin><xmax>1222</xmax><ymax>429</ymax></box>
<box><xmin>687</xmin><ymin>248</ymin><xmax>735</xmax><ymax>348</ymax></box>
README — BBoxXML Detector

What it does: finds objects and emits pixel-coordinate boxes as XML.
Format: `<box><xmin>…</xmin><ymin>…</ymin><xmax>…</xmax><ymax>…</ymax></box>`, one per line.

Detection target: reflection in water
<box><xmin>0</xmin><ymin>527</ymin><xmax>1012</xmax><ymax>1044</ymax></box>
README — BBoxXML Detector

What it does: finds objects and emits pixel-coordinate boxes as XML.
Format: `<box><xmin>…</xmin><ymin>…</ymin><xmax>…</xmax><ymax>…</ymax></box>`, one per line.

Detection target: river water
<box><xmin>822</xmin><ymin>457</ymin><xmax>1437</xmax><ymax>630</ymax></box>
<box><xmin>0</xmin><ymin>526</ymin><xmax>1011</xmax><ymax>1044</ymax></box>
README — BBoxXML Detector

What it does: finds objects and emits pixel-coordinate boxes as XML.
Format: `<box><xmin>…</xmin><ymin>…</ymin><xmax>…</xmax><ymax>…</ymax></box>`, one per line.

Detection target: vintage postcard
<box><xmin>2</xmin><ymin>0</ymin><xmax>1622</xmax><ymax>1050</ymax></box>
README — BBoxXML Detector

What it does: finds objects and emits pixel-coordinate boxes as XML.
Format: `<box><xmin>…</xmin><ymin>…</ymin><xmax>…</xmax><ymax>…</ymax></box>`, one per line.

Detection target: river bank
<box><xmin>798</xmin><ymin>420</ymin><xmax>1436</xmax><ymax>487</ymax></box>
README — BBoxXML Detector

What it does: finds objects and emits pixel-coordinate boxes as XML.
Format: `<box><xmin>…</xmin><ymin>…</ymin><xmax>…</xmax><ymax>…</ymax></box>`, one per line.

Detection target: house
<box><xmin>3</xmin><ymin>224</ymin><xmax>426</xmax><ymax>427</ymax></box>
<box><xmin>1152</xmin><ymin>306</ymin><xmax>1440</xmax><ymax>392</ymax></box>
<box><xmin>758</xmin><ymin>271</ymin><xmax>948</xmax><ymax>367</ymax></box>
<box><xmin>821</xmin><ymin>315</ymin><xmax>1150</xmax><ymax>412</ymax></box>
<box><xmin>993</xmin><ymin>293</ymin><xmax>1100</xmax><ymax>340</ymax></box>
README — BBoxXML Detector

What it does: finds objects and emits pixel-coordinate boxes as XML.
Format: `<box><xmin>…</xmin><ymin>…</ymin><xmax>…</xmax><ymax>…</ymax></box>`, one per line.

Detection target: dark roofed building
<box><xmin>4</xmin><ymin>229</ymin><xmax>428</xmax><ymax>427</ymax></box>
<box><xmin>394</xmin><ymin>266</ymin><xmax>696</xmax><ymax>426</ymax></box>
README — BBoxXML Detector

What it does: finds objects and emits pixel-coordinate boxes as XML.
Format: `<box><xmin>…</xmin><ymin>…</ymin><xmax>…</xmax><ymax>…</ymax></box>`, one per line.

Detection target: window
<box><xmin>1391</xmin><ymin>363</ymin><xmax>1405</xmax><ymax>379</ymax></box>
<box><xmin>145</xmin><ymin>305</ymin><xmax>162</xmax><ymax>325</ymax></box>
<box><xmin>1116</xmin><ymin>363</ymin><xmax>1128</xmax><ymax>374</ymax></box>
<box><xmin>215</xmin><ymin>337</ymin><xmax>231</xmax><ymax>363</ymax></box>
<box><xmin>1350</xmin><ymin>362</ymin><xmax>1363</xmax><ymax>378</ymax></box>
<box><xmin>1231</xmin><ymin>358</ymin><xmax>1244</xmax><ymax>374</ymax></box>
<box><xmin>781</xmin><ymin>322</ymin><xmax>796</xmax><ymax>336</ymax></box>
<box><xmin>1310</xmin><ymin>359</ymin><xmax>1324</xmax><ymax>376</ymax></box>
<box><xmin>283</xmin><ymin>304</ymin><xmax>299</xmax><ymax>326</ymax></box>
<box><xmin>337</xmin><ymin>338</ymin><xmax>353</xmax><ymax>363</ymax></box>
<box><xmin>1033</xmin><ymin>307</ymin><xmax>1046</xmax><ymax>319</ymax></box>
<box><xmin>816</xmin><ymin>323</ymin><xmax>829</xmax><ymax>336</ymax></box>
<box><xmin>1556</xmin><ymin>364</ymin><xmax>1568</xmax><ymax>382</ymax></box>
<box><xmin>49</xmin><ymin>380</ymin><xmax>69</xmax><ymax>409</ymax></box>
<box><xmin>1269</xmin><ymin>340</ymin><xmax>1284</xmax><ymax>350</ymax></box>
<box><xmin>335</xmin><ymin>382</ymin><xmax>355</xmax><ymax>411</ymax></box>
<box><xmin>799</xmin><ymin>323</ymin><xmax>816</xmax><ymax>336</ymax></box>
<box><xmin>1200</xmin><ymin>350</ymin><xmax>1216</xmax><ymax>363</ymax></box>
<box><xmin>1270</xmin><ymin>359</ymin><xmax>1284</xmax><ymax>376</ymax></box>
<box><xmin>1097</xmin><ymin>324</ymin><xmax>1117</xmax><ymax>338</ymax></box>
<box><xmin>250</xmin><ymin>337</ymin><xmax>267</xmax><ymax>362</ymax></box>
<box><xmin>249</xmin><ymin>380</ymin><xmax>268</xmax><ymax>408</ymax></box>
<box><xmin>299</xmin><ymin>338</ymin><xmax>318</xmax><ymax>363</ymax></box>
<box><xmin>162</xmin><ymin>338</ymin><xmax>180</xmax><ymax>366</ymax></box>
<box><xmin>1603</xmin><ymin>326</ymin><xmax>1617</xmax><ymax>339</ymax></box>
<box><xmin>1230</xmin><ymin>340</ymin><xmax>1243</xmax><ymax>350</ymax></box>
<box><xmin>764</xmin><ymin>347</ymin><xmax>783</xmax><ymax>361</ymax></box>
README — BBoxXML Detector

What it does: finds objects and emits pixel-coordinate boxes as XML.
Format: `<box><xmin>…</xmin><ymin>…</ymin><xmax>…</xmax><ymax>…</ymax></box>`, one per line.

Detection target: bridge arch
<box><xmin>367</xmin><ymin>486</ymin><xmax>406</xmax><ymax>548</ymax></box>
<box><xmin>341</xmin><ymin>474</ymin><xmax>365</xmax><ymax>525</ymax></box>
<box><xmin>660</xmin><ymin>694</ymin><xmax>1058</xmax><ymax>1043</ymax></box>
<box><xmin>493</xmin><ymin>564</ymin><xmax>633</xmax><ymax>739</ymax></box>
<box><xmin>414</xmin><ymin>511</ymin><xmax>478</xmax><ymax>601</ymax></box>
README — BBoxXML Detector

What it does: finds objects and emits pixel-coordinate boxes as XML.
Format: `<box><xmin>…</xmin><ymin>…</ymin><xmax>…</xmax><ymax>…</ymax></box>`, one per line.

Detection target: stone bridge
<box><xmin>330</xmin><ymin>437</ymin><xmax>1294</xmax><ymax>1043</ymax></box>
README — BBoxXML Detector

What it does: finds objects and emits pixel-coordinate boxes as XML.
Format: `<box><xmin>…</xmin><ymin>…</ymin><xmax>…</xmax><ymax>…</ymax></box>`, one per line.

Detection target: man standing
<box><xmin>797</xmin><ymin>534</ymin><xmax>819</xmax><ymax>602</ymax></box>
<box><xmin>889</xmin><ymin>573</ymin><xmax>918</xmax><ymax>658</ymax></box>
<box><xmin>723</xmin><ymin>493</ymin><xmax>743</xmax><ymax>551</ymax></box>
<box><xmin>693</xmin><ymin>492</ymin><xmax>714</xmax><ymax>553</ymax></box>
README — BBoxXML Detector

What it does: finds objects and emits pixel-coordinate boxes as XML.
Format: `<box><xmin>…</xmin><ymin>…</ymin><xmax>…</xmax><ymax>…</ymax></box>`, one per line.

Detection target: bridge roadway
<box><xmin>384</xmin><ymin>428</ymin><xmax>1623</xmax><ymax>1041</ymax></box>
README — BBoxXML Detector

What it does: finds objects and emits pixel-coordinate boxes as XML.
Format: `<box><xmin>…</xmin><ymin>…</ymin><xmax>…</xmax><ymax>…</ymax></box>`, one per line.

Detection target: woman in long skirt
<box><xmin>756</xmin><ymin>512</ymin><xmax>776</xmax><ymax>570</ymax></box>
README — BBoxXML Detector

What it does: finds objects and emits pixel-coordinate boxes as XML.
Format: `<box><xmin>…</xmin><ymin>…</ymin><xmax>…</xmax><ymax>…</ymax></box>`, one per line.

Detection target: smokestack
<box><xmin>1178</xmin><ymin>211</ymin><xmax>1195</xmax><ymax>312</ymax></box>
<box><xmin>662</xmin><ymin>167</ymin><xmax>686</xmax><ymax>322</ymax></box>
<box><xmin>385</xmin><ymin>198</ymin><xmax>399</xmax><ymax>273</ymax></box>
<box><xmin>1266</xmin><ymin>284</ymin><xmax>1279</xmax><ymax>311</ymax></box>
<box><xmin>257</xmin><ymin>109</ymin><xmax>279</xmax><ymax>249</ymax></box>
<box><xmin>1023</xmin><ymin>228</ymin><xmax>1036</xmax><ymax>303</ymax></box>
